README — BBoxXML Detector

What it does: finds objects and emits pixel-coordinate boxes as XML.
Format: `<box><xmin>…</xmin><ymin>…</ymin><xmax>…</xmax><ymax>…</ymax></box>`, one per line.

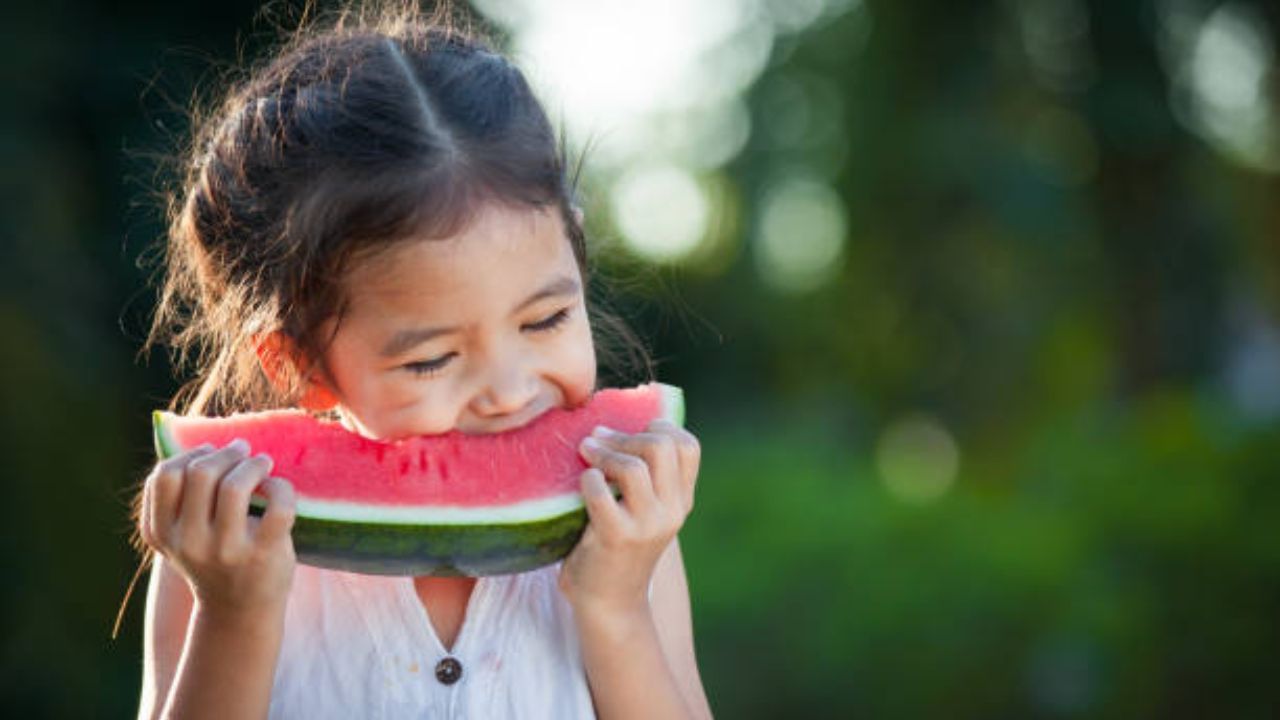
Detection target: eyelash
<box><xmin>523</xmin><ymin>307</ymin><xmax>571</xmax><ymax>333</ymax></box>
<box><xmin>403</xmin><ymin>353</ymin><xmax>456</xmax><ymax>377</ymax></box>
<box><xmin>402</xmin><ymin>308</ymin><xmax>572</xmax><ymax>377</ymax></box>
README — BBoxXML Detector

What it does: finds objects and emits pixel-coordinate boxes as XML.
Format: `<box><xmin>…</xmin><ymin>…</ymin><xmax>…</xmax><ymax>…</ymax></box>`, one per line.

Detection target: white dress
<box><xmin>267</xmin><ymin>562</ymin><xmax>597</xmax><ymax>719</ymax></box>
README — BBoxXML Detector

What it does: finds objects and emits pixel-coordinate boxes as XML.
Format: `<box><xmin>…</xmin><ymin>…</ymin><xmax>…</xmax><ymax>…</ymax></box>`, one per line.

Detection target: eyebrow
<box><xmin>378</xmin><ymin>275</ymin><xmax>582</xmax><ymax>358</ymax></box>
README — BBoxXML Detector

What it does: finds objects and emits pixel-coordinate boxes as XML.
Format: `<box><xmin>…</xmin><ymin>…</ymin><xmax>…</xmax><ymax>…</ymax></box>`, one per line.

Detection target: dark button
<box><xmin>435</xmin><ymin>656</ymin><xmax>463</xmax><ymax>686</ymax></box>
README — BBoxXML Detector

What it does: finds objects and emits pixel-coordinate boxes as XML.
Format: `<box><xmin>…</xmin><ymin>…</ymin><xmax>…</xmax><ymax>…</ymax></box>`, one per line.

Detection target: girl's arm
<box><xmin>138</xmin><ymin>556</ymin><xmax>192</xmax><ymax>720</ymax></box>
<box><xmin>575</xmin><ymin>538</ymin><xmax>713</xmax><ymax>720</ymax></box>
<box><xmin>138</xmin><ymin>560</ymin><xmax>289</xmax><ymax>720</ymax></box>
<box><xmin>562</xmin><ymin>420</ymin><xmax>713</xmax><ymax>720</ymax></box>
<box><xmin>153</xmin><ymin>592</ymin><xmax>288</xmax><ymax>720</ymax></box>
<box><xmin>136</xmin><ymin>443</ymin><xmax>297</xmax><ymax>720</ymax></box>
<box><xmin>650</xmin><ymin>538</ymin><xmax>712</xmax><ymax>718</ymax></box>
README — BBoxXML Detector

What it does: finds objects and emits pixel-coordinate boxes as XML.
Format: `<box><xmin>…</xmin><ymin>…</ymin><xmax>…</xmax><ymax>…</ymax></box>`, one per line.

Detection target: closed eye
<box><xmin>403</xmin><ymin>309</ymin><xmax>569</xmax><ymax>377</ymax></box>
<box><xmin>523</xmin><ymin>308</ymin><xmax>571</xmax><ymax>333</ymax></box>
<box><xmin>403</xmin><ymin>352</ymin><xmax>456</xmax><ymax>376</ymax></box>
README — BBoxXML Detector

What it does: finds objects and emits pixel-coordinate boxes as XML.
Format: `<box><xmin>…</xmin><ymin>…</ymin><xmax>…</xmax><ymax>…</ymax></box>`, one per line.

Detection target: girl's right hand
<box><xmin>138</xmin><ymin>439</ymin><xmax>298</xmax><ymax>617</ymax></box>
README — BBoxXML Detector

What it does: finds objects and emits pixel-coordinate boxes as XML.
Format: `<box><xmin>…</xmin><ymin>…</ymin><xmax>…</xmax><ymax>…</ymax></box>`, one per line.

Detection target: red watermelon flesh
<box><xmin>156</xmin><ymin>383</ymin><xmax>680</xmax><ymax>507</ymax></box>
<box><xmin>150</xmin><ymin>383</ymin><xmax>685</xmax><ymax>577</ymax></box>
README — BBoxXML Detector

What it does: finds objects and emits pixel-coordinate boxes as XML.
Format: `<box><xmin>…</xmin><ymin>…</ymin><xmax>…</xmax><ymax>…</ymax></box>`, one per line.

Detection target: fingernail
<box><xmin>230</xmin><ymin>438</ymin><xmax>250</xmax><ymax>453</ymax></box>
<box><xmin>581</xmin><ymin>436</ymin><xmax>602</xmax><ymax>452</ymax></box>
<box><xmin>591</xmin><ymin>425</ymin><xmax>616</xmax><ymax>438</ymax></box>
<box><xmin>256</xmin><ymin>453</ymin><xmax>274</xmax><ymax>471</ymax></box>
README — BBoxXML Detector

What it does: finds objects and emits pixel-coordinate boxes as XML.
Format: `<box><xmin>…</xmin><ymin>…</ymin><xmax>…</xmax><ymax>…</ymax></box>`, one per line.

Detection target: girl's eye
<box><xmin>402</xmin><ymin>309</ymin><xmax>569</xmax><ymax>377</ymax></box>
<box><xmin>523</xmin><ymin>308</ymin><xmax>571</xmax><ymax>333</ymax></box>
<box><xmin>403</xmin><ymin>352</ymin><xmax>456</xmax><ymax>376</ymax></box>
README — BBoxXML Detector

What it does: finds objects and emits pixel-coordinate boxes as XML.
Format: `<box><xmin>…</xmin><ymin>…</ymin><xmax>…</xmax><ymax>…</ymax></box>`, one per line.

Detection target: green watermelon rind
<box><xmin>250</xmin><ymin>498</ymin><xmax>588</xmax><ymax>577</ymax></box>
<box><xmin>153</xmin><ymin>409</ymin><xmax>177</xmax><ymax>459</ymax></box>
<box><xmin>150</xmin><ymin>383</ymin><xmax>684</xmax><ymax>576</ymax></box>
<box><xmin>661</xmin><ymin>382</ymin><xmax>685</xmax><ymax>427</ymax></box>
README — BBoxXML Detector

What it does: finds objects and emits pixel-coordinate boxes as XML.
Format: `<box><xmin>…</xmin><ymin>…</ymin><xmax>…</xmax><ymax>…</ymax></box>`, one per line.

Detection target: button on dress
<box><xmin>267</xmin><ymin>562</ymin><xmax>597</xmax><ymax>719</ymax></box>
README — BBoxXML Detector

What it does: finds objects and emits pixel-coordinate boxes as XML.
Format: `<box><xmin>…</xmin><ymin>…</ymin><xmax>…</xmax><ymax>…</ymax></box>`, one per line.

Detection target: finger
<box><xmin>651</xmin><ymin>420</ymin><xmax>701</xmax><ymax>512</ymax></box>
<box><xmin>648</xmin><ymin>420</ymin><xmax>700</xmax><ymax>472</ymax></box>
<box><xmin>213</xmin><ymin>453</ymin><xmax>274</xmax><ymax>542</ymax></box>
<box><xmin>183</xmin><ymin>439</ymin><xmax>251</xmax><ymax>527</ymax></box>
<box><xmin>150</xmin><ymin>444</ymin><xmax>215</xmax><ymax>549</ymax></box>
<box><xmin>579</xmin><ymin>468</ymin><xmax>628</xmax><ymax>539</ymax></box>
<box><xmin>579</xmin><ymin>436</ymin><xmax>657</xmax><ymax>517</ymax></box>
<box><xmin>254</xmin><ymin>476</ymin><xmax>297</xmax><ymax>546</ymax></box>
<box><xmin>591</xmin><ymin>426</ymin><xmax>681</xmax><ymax>509</ymax></box>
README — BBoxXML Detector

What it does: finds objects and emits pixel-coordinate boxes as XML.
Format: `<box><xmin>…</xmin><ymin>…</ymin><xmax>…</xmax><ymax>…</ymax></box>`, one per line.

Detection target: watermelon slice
<box><xmin>152</xmin><ymin>382</ymin><xmax>684</xmax><ymax>577</ymax></box>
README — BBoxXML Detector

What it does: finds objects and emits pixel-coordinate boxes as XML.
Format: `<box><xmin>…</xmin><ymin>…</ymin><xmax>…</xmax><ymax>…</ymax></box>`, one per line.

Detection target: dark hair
<box><xmin>144</xmin><ymin>0</ymin><xmax>649</xmax><ymax>417</ymax></box>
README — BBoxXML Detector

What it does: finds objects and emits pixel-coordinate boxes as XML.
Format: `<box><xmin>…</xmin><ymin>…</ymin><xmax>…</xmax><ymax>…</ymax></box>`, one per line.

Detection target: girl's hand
<box><xmin>138</xmin><ymin>439</ymin><xmax>298</xmax><ymax>618</ymax></box>
<box><xmin>559</xmin><ymin>419</ymin><xmax>700</xmax><ymax>617</ymax></box>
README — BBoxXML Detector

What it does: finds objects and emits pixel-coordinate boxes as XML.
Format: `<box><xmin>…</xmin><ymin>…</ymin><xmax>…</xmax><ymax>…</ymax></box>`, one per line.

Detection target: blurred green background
<box><xmin>4</xmin><ymin>0</ymin><xmax>1280</xmax><ymax>717</ymax></box>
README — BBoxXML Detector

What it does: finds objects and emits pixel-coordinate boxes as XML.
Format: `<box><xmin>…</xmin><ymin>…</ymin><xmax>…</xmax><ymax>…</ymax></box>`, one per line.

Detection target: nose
<box><xmin>471</xmin><ymin>359</ymin><xmax>539</xmax><ymax>419</ymax></box>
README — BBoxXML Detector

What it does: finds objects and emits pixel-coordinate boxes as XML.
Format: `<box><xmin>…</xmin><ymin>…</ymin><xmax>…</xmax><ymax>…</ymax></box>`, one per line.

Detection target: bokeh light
<box><xmin>875</xmin><ymin>414</ymin><xmax>961</xmax><ymax>503</ymax></box>
<box><xmin>473</xmin><ymin>0</ymin><xmax>858</xmax><ymax>258</ymax></box>
<box><xmin>1162</xmin><ymin>0</ymin><xmax>1280</xmax><ymax>172</ymax></box>
<box><xmin>1013</xmin><ymin>0</ymin><xmax>1095</xmax><ymax>93</ymax></box>
<box><xmin>753</xmin><ymin>174</ymin><xmax>847</xmax><ymax>293</ymax></box>
<box><xmin>609</xmin><ymin>164</ymin><xmax>710</xmax><ymax>262</ymax></box>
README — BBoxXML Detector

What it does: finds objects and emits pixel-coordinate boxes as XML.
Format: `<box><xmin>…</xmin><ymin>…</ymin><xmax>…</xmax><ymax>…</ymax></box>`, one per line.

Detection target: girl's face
<box><xmin>317</xmin><ymin>202</ymin><xmax>597</xmax><ymax>440</ymax></box>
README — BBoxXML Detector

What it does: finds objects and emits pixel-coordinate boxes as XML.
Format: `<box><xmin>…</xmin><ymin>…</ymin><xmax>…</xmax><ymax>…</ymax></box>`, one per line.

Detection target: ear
<box><xmin>571</xmin><ymin>205</ymin><xmax>585</xmax><ymax>227</ymax></box>
<box><xmin>253</xmin><ymin>330</ymin><xmax>339</xmax><ymax>412</ymax></box>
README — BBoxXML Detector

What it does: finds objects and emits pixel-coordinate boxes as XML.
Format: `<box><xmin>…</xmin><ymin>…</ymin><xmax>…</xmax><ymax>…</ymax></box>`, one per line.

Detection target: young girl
<box><xmin>133</xmin><ymin>4</ymin><xmax>711</xmax><ymax>718</ymax></box>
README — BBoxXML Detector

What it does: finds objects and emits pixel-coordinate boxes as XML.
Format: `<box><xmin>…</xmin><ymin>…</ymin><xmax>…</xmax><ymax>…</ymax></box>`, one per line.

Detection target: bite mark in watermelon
<box><xmin>152</xmin><ymin>383</ymin><xmax>684</xmax><ymax>576</ymax></box>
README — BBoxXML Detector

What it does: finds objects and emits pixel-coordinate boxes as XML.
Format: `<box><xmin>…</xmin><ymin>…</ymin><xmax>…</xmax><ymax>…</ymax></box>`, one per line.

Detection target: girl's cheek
<box><xmin>362</xmin><ymin>377</ymin><xmax>448</xmax><ymax>437</ymax></box>
<box><xmin>405</xmin><ymin>388</ymin><xmax>463</xmax><ymax>436</ymax></box>
<box><xmin>560</xmin><ymin>319</ymin><xmax>598</xmax><ymax>402</ymax></box>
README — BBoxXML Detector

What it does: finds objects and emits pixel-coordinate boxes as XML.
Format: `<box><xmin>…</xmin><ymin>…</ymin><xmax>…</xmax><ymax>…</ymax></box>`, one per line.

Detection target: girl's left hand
<box><xmin>558</xmin><ymin>419</ymin><xmax>700</xmax><ymax>616</ymax></box>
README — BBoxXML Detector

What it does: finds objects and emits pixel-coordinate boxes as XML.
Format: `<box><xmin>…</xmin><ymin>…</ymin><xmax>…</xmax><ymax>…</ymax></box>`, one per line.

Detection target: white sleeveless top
<box><xmin>268</xmin><ymin>563</ymin><xmax>597</xmax><ymax>719</ymax></box>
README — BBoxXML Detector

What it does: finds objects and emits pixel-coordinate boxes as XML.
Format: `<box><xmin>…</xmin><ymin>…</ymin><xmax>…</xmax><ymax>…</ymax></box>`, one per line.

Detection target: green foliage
<box><xmin>683</xmin><ymin>398</ymin><xmax>1280</xmax><ymax>718</ymax></box>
